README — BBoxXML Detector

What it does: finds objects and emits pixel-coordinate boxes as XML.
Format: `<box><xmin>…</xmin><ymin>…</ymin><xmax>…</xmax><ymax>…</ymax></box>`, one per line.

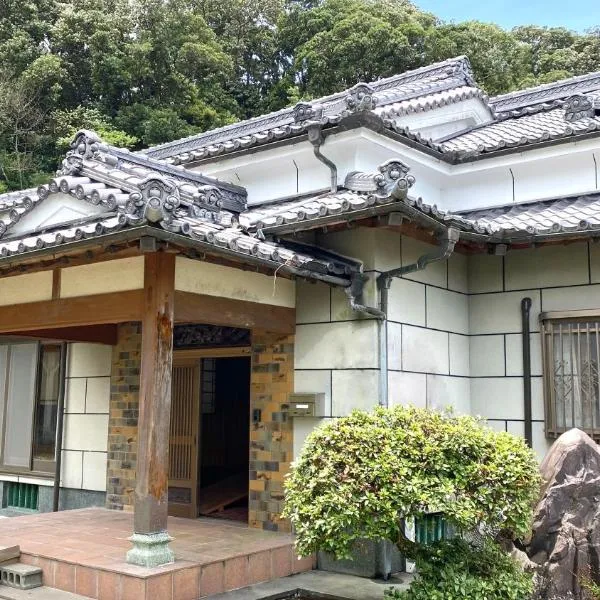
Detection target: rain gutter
<box><xmin>346</xmin><ymin>227</ymin><xmax>460</xmax><ymax>408</ymax></box>
<box><xmin>0</xmin><ymin>226</ymin><xmax>352</xmax><ymax>288</ymax></box>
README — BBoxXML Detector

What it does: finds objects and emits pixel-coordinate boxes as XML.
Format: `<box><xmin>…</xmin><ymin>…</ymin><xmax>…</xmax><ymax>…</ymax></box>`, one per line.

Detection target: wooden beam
<box><xmin>0</xmin><ymin>290</ymin><xmax>143</xmax><ymax>334</ymax></box>
<box><xmin>174</xmin><ymin>291</ymin><xmax>295</xmax><ymax>334</ymax></box>
<box><xmin>52</xmin><ymin>269</ymin><xmax>61</xmax><ymax>300</ymax></box>
<box><xmin>133</xmin><ymin>252</ymin><xmax>176</xmax><ymax>537</ymax></box>
<box><xmin>4</xmin><ymin>325</ymin><xmax>119</xmax><ymax>345</ymax></box>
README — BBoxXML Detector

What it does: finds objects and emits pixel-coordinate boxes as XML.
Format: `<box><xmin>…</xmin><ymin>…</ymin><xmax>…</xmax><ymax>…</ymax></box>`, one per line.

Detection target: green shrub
<box><xmin>283</xmin><ymin>405</ymin><xmax>540</xmax><ymax>560</ymax></box>
<box><xmin>385</xmin><ymin>539</ymin><xmax>534</xmax><ymax>600</ymax></box>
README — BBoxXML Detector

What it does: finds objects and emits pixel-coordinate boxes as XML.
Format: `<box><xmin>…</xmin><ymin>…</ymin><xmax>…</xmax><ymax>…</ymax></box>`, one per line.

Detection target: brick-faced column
<box><xmin>106</xmin><ymin>323</ymin><xmax>141</xmax><ymax>511</ymax></box>
<box><xmin>249</xmin><ymin>331</ymin><xmax>294</xmax><ymax>532</ymax></box>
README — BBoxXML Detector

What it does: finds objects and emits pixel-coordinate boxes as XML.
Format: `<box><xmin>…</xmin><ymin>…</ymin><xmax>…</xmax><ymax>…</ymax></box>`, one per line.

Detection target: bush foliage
<box><xmin>384</xmin><ymin>539</ymin><xmax>534</xmax><ymax>600</ymax></box>
<box><xmin>283</xmin><ymin>405</ymin><xmax>540</xmax><ymax>560</ymax></box>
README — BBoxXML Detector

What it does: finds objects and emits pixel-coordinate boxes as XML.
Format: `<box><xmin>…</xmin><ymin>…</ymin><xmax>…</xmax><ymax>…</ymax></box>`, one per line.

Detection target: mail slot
<box><xmin>288</xmin><ymin>393</ymin><xmax>322</xmax><ymax>417</ymax></box>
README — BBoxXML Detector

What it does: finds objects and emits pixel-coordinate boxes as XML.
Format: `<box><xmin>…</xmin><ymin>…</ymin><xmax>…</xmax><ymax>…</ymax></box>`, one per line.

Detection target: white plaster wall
<box><xmin>387</xmin><ymin>237</ymin><xmax>470</xmax><ymax>414</ymax></box>
<box><xmin>293</xmin><ymin>230</ymin><xmax>599</xmax><ymax>463</ymax></box>
<box><xmin>61</xmin><ymin>343</ymin><xmax>111</xmax><ymax>491</ymax></box>
<box><xmin>60</xmin><ymin>257</ymin><xmax>144</xmax><ymax>298</ymax></box>
<box><xmin>0</xmin><ymin>271</ymin><xmax>53</xmax><ymax>306</ymax></box>
<box><xmin>292</xmin><ymin>228</ymin><xmax>470</xmax><ymax>458</ymax></box>
<box><xmin>467</xmin><ymin>241</ymin><xmax>598</xmax><ymax>460</ymax></box>
<box><xmin>175</xmin><ymin>256</ymin><xmax>295</xmax><ymax>308</ymax></box>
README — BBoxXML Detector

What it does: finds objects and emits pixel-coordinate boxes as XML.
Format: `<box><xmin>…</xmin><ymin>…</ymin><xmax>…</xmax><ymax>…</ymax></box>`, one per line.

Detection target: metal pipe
<box><xmin>374</xmin><ymin>227</ymin><xmax>461</xmax><ymax>408</ymax></box>
<box><xmin>306</xmin><ymin>123</ymin><xmax>337</xmax><ymax>193</ymax></box>
<box><xmin>53</xmin><ymin>342</ymin><xmax>68</xmax><ymax>512</ymax></box>
<box><xmin>379</xmin><ymin>285</ymin><xmax>390</xmax><ymax>407</ymax></box>
<box><xmin>521</xmin><ymin>297</ymin><xmax>533</xmax><ymax>448</ymax></box>
<box><xmin>345</xmin><ymin>273</ymin><xmax>386</xmax><ymax>320</ymax></box>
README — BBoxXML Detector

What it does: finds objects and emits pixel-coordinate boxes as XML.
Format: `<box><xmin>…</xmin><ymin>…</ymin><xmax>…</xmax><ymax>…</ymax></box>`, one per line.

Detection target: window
<box><xmin>541</xmin><ymin>314</ymin><xmax>600</xmax><ymax>439</ymax></box>
<box><xmin>32</xmin><ymin>344</ymin><xmax>62</xmax><ymax>469</ymax></box>
<box><xmin>0</xmin><ymin>342</ymin><xmax>64</xmax><ymax>473</ymax></box>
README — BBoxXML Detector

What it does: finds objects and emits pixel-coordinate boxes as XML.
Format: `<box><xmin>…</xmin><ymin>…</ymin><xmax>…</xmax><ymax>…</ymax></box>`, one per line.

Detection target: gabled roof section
<box><xmin>142</xmin><ymin>56</ymin><xmax>481</xmax><ymax>165</ymax></box>
<box><xmin>0</xmin><ymin>131</ymin><xmax>360</xmax><ymax>284</ymax></box>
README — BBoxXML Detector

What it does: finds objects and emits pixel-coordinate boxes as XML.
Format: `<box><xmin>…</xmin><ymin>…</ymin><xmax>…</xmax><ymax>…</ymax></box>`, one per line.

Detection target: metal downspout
<box><xmin>306</xmin><ymin>123</ymin><xmax>337</xmax><ymax>193</ymax></box>
<box><xmin>346</xmin><ymin>227</ymin><xmax>460</xmax><ymax>408</ymax></box>
<box><xmin>53</xmin><ymin>342</ymin><xmax>68</xmax><ymax>512</ymax></box>
<box><xmin>521</xmin><ymin>297</ymin><xmax>533</xmax><ymax>448</ymax></box>
<box><xmin>375</xmin><ymin>227</ymin><xmax>461</xmax><ymax>408</ymax></box>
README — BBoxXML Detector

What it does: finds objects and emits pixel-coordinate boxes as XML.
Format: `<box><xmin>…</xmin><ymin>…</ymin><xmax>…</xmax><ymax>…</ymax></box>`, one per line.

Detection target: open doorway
<box><xmin>168</xmin><ymin>344</ymin><xmax>251</xmax><ymax>522</ymax></box>
<box><xmin>197</xmin><ymin>355</ymin><xmax>250</xmax><ymax>522</ymax></box>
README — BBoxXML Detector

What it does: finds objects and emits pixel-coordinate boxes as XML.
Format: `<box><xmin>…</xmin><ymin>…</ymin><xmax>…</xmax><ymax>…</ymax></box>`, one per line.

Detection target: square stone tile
<box><xmin>249</xmin><ymin>550</ymin><xmax>271</xmax><ymax>585</ymax></box>
<box><xmin>121</xmin><ymin>575</ymin><xmax>146</xmax><ymax>600</ymax></box>
<box><xmin>272</xmin><ymin>546</ymin><xmax>292</xmax><ymax>579</ymax></box>
<box><xmin>173</xmin><ymin>567</ymin><xmax>200</xmax><ymax>600</ymax></box>
<box><xmin>76</xmin><ymin>565</ymin><xmax>99</xmax><ymax>598</ymax></box>
<box><xmin>98</xmin><ymin>571</ymin><xmax>119</xmax><ymax>600</ymax></box>
<box><xmin>200</xmin><ymin>562</ymin><xmax>224</xmax><ymax>597</ymax></box>
<box><xmin>224</xmin><ymin>556</ymin><xmax>248</xmax><ymax>592</ymax></box>
<box><xmin>55</xmin><ymin>561</ymin><xmax>76</xmax><ymax>593</ymax></box>
<box><xmin>147</xmin><ymin>573</ymin><xmax>172</xmax><ymax>600</ymax></box>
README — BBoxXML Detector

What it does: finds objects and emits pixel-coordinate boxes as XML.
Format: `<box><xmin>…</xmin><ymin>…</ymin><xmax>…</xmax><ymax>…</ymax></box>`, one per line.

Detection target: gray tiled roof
<box><xmin>490</xmin><ymin>71</ymin><xmax>600</xmax><ymax>115</ymax></box>
<box><xmin>458</xmin><ymin>194</ymin><xmax>600</xmax><ymax>238</ymax></box>
<box><xmin>439</xmin><ymin>107</ymin><xmax>600</xmax><ymax>158</ymax></box>
<box><xmin>381</xmin><ymin>191</ymin><xmax>600</xmax><ymax>242</ymax></box>
<box><xmin>143</xmin><ymin>56</ymin><xmax>477</xmax><ymax>165</ymax></box>
<box><xmin>140</xmin><ymin>58</ymin><xmax>600</xmax><ymax>165</ymax></box>
<box><xmin>0</xmin><ymin>131</ymin><xmax>359</xmax><ymax>282</ymax></box>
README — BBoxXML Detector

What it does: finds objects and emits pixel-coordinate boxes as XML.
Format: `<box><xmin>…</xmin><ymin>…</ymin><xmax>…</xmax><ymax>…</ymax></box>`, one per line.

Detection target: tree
<box><xmin>283</xmin><ymin>406</ymin><xmax>540</xmax><ymax>560</ymax></box>
<box><xmin>277</xmin><ymin>0</ymin><xmax>437</xmax><ymax>99</ymax></box>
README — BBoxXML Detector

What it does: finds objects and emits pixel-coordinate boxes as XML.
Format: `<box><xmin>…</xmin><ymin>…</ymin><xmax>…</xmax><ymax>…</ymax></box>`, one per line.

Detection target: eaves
<box><xmin>0</xmin><ymin>225</ymin><xmax>353</xmax><ymax>287</ymax></box>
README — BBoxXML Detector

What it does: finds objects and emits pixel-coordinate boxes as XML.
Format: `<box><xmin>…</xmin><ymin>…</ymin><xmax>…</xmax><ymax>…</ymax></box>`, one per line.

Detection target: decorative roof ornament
<box><xmin>344</xmin><ymin>159</ymin><xmax>416</xmax><ymax>199</ymax></box>
<box><xmin>564</xmin><ymin>94</ymin><xmax>600</xmax><ymax>122</ymax></box>
<box><xmin>127</xmin><ymin>175</ymin><xmax>181</xmax><ymax>224</ymax></box>
<box><xmin>345</xmin><ymin>83</ymin><xmax>377</xmax><ymax>113</ymax></box>
<box><xmin>58</xmin><ymin>130</ymin><xmax>104</xmax><ymax>176</ymax></box>
<box><xmin>293</xmin><ymin>101</ymin><xmax>323</xmax><ymax>123</ymax></box>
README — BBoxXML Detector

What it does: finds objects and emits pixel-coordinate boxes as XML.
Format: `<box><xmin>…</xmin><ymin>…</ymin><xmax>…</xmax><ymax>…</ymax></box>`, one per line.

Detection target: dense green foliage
<box><xmin>3</xmin><ymin>0</ymin><xmax>600</xmax><ymax>189</ymax></box>
<box><xmin>384</xmin><ymin>539</ymin><xmax>534</xmax><ymax>600</ymax></box>
<box><xmin>283</xmin><ymin>406</ymin><xmax>540</xmax><ymax>560</ymax></box>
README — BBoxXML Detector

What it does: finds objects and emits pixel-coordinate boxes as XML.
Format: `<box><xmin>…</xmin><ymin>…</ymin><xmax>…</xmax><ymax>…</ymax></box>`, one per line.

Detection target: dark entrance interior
<box><xmin>197</xmin><ymin>356</ymin><xmax>250</xmax><ymax>522</ymax></box>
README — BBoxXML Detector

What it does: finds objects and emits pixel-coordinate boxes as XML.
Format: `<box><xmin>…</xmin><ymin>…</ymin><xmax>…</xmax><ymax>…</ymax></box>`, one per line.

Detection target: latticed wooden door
<box><xmin>168</xmin><ymin>362</ymin><xmax>200</xmax><ymax>518</ymax></box>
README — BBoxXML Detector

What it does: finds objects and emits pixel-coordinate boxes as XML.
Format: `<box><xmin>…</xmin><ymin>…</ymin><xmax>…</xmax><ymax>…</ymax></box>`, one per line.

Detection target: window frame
<box><xmin>0</xmin><ymin>340</ymin><xmax>64</xmax><ymax>476</ymax></box>
<box><xmin>31</xmin><ymin>343</ymin><xmax>63</xmax><ymax>473</ymax></box>
<box><xmin>541</xmin><ymin>310</ymin><xmax>600</xmax><ymax>440</ymax></box>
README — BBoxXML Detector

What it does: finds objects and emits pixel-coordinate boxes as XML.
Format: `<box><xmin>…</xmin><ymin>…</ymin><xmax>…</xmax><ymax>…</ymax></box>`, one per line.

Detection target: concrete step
<box><xmin>0</xmin><ymin>564</ymin><xmax>42</xmax><ymax>590</ymax></box>
<box><xmin>0</xmin><ymin>548</ymin><xmax>19</xmax><ymax>565</ymax></box>
<box><xmin>0</xmin><ymin>585</ymin><xmax>91</xmax><ymax>600</ymax></box>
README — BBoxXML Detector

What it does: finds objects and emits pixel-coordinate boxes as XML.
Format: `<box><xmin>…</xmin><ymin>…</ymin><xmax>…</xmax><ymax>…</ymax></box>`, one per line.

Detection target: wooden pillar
<box><xmin>126</xmin><ymin>252</ymin><xmax>176</xmax><ymax>567</ymax></box>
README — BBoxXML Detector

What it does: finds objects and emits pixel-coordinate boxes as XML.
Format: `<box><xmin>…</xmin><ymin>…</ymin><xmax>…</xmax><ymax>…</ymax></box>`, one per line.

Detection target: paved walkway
<box><xmin>210</xmin><ymin>570</ymin><xmax>412</xmax><ymax>599</ymax></box>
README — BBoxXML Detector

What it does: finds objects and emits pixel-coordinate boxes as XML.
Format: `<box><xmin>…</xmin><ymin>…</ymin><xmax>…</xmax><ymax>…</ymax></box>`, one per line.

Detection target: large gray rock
<box><xmin>528</xmin><ymin>428</ymin><xmax>600</xmax><ymax>599</ymax></box>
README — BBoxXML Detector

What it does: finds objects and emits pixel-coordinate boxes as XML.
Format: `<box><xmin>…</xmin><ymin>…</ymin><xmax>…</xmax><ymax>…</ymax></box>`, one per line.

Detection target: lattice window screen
<box><xmin>542</xmin><ymin>318</ymin><xmax>600</xmax><ymax>439</ymax></box>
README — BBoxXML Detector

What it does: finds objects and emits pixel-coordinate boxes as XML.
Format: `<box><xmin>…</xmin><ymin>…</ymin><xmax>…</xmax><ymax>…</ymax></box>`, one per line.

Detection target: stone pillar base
<box><xmin>126</xmin><ymin>532</ymin><xmax>175</xmax><ymax>568</ymax></box>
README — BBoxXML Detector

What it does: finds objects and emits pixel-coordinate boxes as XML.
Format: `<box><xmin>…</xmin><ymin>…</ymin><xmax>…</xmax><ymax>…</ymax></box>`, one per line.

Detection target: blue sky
<box><xmin>414</xmin><ymin>0</ymin><xmax>600</xmax><ymax>32</ymax></box>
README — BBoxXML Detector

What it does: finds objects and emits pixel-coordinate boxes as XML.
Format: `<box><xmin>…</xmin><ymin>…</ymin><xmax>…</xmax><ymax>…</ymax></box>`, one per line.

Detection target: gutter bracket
<box><xmin>345</xmin><ymin>273</ymin><xmax>386</xmax><ymax>320</ymax></box>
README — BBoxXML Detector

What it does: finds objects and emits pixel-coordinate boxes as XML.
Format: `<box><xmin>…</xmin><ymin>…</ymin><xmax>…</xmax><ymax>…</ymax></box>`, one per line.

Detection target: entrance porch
<box><xmin>1</xmin><ymin>508</ymin><xmax>313</xmax><ymax>599</ymax></box>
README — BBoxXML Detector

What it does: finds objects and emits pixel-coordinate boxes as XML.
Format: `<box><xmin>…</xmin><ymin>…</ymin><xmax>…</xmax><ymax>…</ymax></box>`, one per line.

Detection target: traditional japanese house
<box><xmin>0</xmin><ymin>56</ymin><xmax>599</xmax><ymax>598</ymax></box>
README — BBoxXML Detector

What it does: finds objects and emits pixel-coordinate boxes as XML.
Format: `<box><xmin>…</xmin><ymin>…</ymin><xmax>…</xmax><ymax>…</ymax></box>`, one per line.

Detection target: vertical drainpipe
<box><xmin>521</xmin><ymin>298</ymin><xmax>533</xmax><ymax>448</ymax></box>
<box><xmin>349</xmin><ymin>228</ymin><xmax>460</xmax><ymax>408</ymax></box>
<box><xmin>53</xmin><ymin>342</ymin><xmax>68</xmax><ymax>512</ymax></box>
<box><xmin>379</xmin><ymin>285</ymin><xmax>390</xmax><ymax>407</ymax></box>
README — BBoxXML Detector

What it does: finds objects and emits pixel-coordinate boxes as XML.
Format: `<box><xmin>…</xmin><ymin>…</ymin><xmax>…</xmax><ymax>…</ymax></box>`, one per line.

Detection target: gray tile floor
<box><xmin>210</xmin><ymin>570</ymin><xmax>413</xmax><ymax>600</ymax></box>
